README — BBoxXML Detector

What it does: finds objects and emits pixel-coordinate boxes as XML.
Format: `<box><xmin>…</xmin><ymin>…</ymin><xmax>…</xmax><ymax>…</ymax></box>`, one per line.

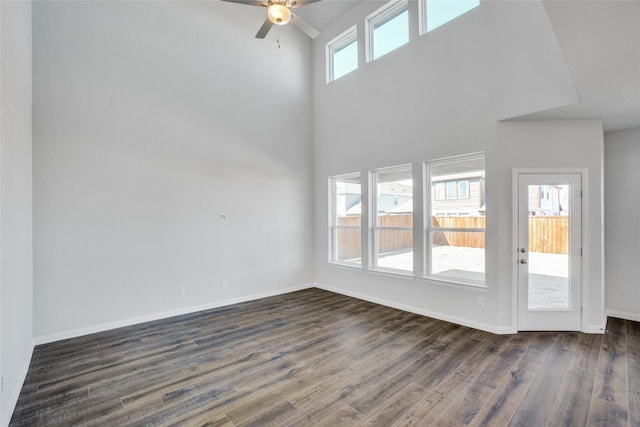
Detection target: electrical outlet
<box><xmin>221</xmin><ymin>280</ymin><xmax>228</xmax><ymax>289</ymax></box>
<box><xmin>477</xmin><ymin>296</ymin><xmax>485</xmax><ymax>308</ymax></box>
<box><xmin>198</xmin><ymin>284</ymin><xmax>206</xmax><ymax>293</ymax></box>
<box><xmin>178</xmin><ymin>286</ymin><xmax>187</xmax><ymax>296</ymax></box>
<box><xmin>218</xmin><ymin>213</ymin><xmax>228</xmax><ymax>222</ymax></box>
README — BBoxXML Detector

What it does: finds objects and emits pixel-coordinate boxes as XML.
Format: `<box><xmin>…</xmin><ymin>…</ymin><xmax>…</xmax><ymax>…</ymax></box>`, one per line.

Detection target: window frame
<box><xmin>424</xmin><ymin>153</ymin><xmax>486</xmax><ymax>287</ymax></box>
<box><xmin>326</xmin><ymin>25</ymin><xmax>359</xmax><ymax>83</ymax></box>
<box><xmin>365</xmin><ymin>0</ymin><xmax>409</xmax><ymax>63</ymax></box>
<box><xmin>370</xmin><ymin>164</ymin><xmax>414</xmax><ymax>274</ymax></box>
<box><xmin>329</xmin><ymin>172</ymin><xmax>362</xmax><ymax>267</ymax></box>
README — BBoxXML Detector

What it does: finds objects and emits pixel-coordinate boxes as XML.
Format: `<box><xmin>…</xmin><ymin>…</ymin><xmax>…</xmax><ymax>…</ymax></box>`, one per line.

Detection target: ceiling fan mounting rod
<box><xmin>268</xmin><ymin>0</ymin><xmax>289</xmax><ymax>7</ymax></box>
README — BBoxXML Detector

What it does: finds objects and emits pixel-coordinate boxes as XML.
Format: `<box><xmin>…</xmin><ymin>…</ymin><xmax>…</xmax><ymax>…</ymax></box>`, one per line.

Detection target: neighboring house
<box><xmin>431</xmin><ymin>171</ymin><xmax>485</xmax><ymax>216</ymax></box>
<box><xmin>340</xmin><ymin>177</ymin><xmax>487</xmax><ymax>217</ymax></box>
<box><xmin>337</xmin><ymin>181</ymin><xmax>413</xmax><ymax>217</ymax></box>
<box><xmin>377</xmin><ymin>182</ymin><xmax>412</xmax><ymax>214</ymax></box>
<box><xmin>388</xmin><ymin>198</ymin><xmax>413</xmax><ymax>214</ymax></box>
<box><xmin>528</xmin><ymin>184</ymin><xmax>567</xmax><ymax>216</ymax></box>
<box><xmin>335</xmin><ymin>181</ymin><xmax>361</xmax><ymax>216</ymax></box>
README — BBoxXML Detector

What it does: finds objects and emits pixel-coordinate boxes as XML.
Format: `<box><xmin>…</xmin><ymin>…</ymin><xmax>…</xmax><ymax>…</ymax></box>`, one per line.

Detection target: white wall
<box><xmin>1</xmin><ymin>0</ymin><xmax>34</xmax><ymax>423</ymax></box>
<box><xmin>32</xmin><ymin>1</ymin><xmax>314</xmax><ymax>340</ymax></box>
<box><xmin>312</xmin><ymin>0</ymin><xmax>605</xmax><ymax>332</ymax></box>
<box><xmin>495</xmin><ymin>120</ymin><xmax>605</xmax><ymax>332</ymax></box>
<box><xmin>605</xmin><ymin>127</ymin><xmax>640</xmax><ymax>322</ymax></box>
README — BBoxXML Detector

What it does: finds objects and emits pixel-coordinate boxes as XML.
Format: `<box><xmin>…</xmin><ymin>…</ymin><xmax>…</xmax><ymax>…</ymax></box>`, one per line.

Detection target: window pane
<box><xmin>333</xmin><ymin>40</ymin><xmax>358</xmax><ymax>80</ymax></box>
<box><xmin>458</xmin><ymin>180</ymin><xmax>469</xmax><ymax>198</ymax></box>
<box><xmin>331</xmin><ymin>174</ymin><xmax>361</xmax><ymax>264</ymax></box>
<box><xmin>373</xmin><ymin>165</ymin><xmax>413</xmax><ymax>272</ymax></box>
<box><xmin>376</xmin><ymin>229</ymin><xmax>413</xmax><ymax>271</ymax></box>
<box><xmin>426</xmin><ymin>0</ymin><xmax>479</xmax><ymax>32</ymax></box>
<box><xmin>527</xmin><ymin>185</ymin><xmax>570</xmax><ymax>309</ymax></box>
<box><xmin>372</xmin><ymin>9</ymin><xmax>409</xmax><ymax>60</ymax></box>
<box><xmin>435</xmin><ymin>182</ymin><xmax>445</xmax><ymax>200</ymax></box>
<box><xmin>430</xmin><ymin>155</ymin><xmax>484</xmax><ymax>217</ymax></box>
<box><xmin>446</xmin><ymin>181</ymin><xmax>457</xmax><ymax>199</ymax></box>
<box><xmin>431</xmin><ymin>231</ymin><xmax>485</xmax><ymax>280</ymax></box>
<box><xmin>375</xmin><ymin>170</ymin><xmax>413</xmax><ymax>223</ymax></box>
<box><xmin>427</xmin><ymin>153</ymin><xmax>485</xmax><ymax>284</ymax></box>
<box><xmin>327</xmin><ymin>26</ymin><xmax>358</xmax><ymax>83</ymax></box>
<box><xmin>335</xmin><ymin>178</ymin><xmax>362</xmax><ymax>224</ymax></box>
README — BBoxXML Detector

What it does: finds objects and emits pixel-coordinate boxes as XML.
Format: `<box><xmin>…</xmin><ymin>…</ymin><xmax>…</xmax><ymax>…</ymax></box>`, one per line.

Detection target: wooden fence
<box><xmin>528</xmin><ymin>216</ymin><xmax>569</xmax><ymax>254</ymax></box>
<box><xmin>335</xmin><ymin>215</ymin><xmax>569</xmax><ymax>260</ymax></box>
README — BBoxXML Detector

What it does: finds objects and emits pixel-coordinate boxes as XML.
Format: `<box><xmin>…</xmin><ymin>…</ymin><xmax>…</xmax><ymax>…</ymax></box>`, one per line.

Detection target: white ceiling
<box><xmin>294</xmin><ymin>0</ymin><xmax>362</xmax><ymax>31</ymax></box>
<box><xmin>515</xmin><ymin>0</ymin><xmax>640</xmax><ymax>133</ymax></box>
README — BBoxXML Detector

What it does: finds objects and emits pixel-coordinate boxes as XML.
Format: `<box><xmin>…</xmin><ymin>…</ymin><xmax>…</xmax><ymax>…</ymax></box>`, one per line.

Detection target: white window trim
<box><xmin>369</xmin><ymin>164</ymin><xmax>414</xmax><ymax>274</ymax></box>
<box><xmin>365</xmin><ymin>0</ymin><xmax>409</xmax><ymax>63</ymax></box>
<box><xmin>424</xmin><ymin>153</ymin><xmax>486</xmax><ymax>287</ymax></box>
<box><xmin>329</xmin><ymin>172</ymin><xmax>362</xmax><ymax>267</ymax></box>
<box><xmin>418</xmin><ymin>0</ymin><xmax>428</xmax><ymax>35</ymax></box>
<box><xmin>326</xmin><ymin>25</ymin><xmax>358</xmax><ymax>83</ymax></box>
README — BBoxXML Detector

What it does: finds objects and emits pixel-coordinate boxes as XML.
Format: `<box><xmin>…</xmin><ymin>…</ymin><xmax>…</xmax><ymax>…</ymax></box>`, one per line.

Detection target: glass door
<box><xmin>517</xmin><ymin>173</ymin><xmax>582</xmax><ymax>331</ymax></box>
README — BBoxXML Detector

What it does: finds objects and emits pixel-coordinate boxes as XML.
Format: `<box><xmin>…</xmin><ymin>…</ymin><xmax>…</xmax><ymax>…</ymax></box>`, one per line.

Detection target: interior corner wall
<box><xmin>311</xmin><ymin>0</ymin><xmax>605</xmax><ymax>332</ymax></box>
<box><xmin>32</xmin><ymin>1</ymin><xmax>314</xmax><ymax>340</ymax></box>
<box><xmin>604</xmin><ymin>127</ymin><xmax>640</xmax><ymax>322</ymax></box>
<box><xmin>1</xmin><ymin>0</ymin><xmax>34</xmax><ymax>423</ymax></box>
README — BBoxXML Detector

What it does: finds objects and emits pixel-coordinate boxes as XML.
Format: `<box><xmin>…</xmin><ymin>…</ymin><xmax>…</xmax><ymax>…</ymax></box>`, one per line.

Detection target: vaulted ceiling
<box><xmin>297</xmin><ymin>0</ymin><xmax>640</xmax><ymax>133</ymax></box>
<box><xmin>518</xmin><ymin>0</ymin><xmax>640</xmax><ymax>133</ymax></box>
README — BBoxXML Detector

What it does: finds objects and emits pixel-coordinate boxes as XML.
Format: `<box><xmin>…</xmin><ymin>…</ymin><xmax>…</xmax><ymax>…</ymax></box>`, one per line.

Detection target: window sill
<box><xmin>369</xmin><ymin>268</ymin><xmax>415</xmax><ymax>280</ymax></box>
<box><xmin>327</xmin><ymin>261</ymin><xmax>363</xmax><ymax>271</ymax></box>
<box><xmin>421</xmin><ymin>275</ymin><xmax>487</xmax><ymax>292</ymax></box>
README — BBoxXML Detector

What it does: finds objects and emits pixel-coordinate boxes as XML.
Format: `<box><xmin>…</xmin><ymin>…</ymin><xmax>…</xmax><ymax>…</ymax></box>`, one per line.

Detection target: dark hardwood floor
<box><xmin>9</xmin><ymin>288</ymin><xmax>640</xmax><ymax>426</ymax></box>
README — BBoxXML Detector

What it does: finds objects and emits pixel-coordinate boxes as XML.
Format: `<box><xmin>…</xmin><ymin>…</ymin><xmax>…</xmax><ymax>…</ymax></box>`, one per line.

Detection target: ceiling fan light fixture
<box><xmin>267</xmin><ymin>3</ymin><xmax>291</xmax><ymax>25</ymax></box>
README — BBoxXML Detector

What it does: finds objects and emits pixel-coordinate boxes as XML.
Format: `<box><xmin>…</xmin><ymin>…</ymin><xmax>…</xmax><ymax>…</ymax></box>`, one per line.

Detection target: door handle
<box><xmin>520</xmin><ymin>259</ymin><xmax>528</xmax><ymax>264</ymax></box>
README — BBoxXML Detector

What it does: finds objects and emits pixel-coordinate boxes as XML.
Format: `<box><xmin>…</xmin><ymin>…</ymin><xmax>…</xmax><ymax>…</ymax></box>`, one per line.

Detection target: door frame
<box><xmin>512</xmin><ymin>168</ymin><xmax>589</xmax><ymax>332</ymax></box>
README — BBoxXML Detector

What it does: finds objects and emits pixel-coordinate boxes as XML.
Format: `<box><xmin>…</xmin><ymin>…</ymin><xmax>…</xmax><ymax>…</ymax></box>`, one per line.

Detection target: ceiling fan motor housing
<box><xmin>267</xmin><ymin>1</ymin><xmax>292</xmax><ymax>25</ymax></box>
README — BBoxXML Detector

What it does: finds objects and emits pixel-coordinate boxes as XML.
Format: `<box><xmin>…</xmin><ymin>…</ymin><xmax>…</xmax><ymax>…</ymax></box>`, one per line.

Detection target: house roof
<box><xmin>379</xmin><ymin>182</ymin><xmax>412</xmax><ymax>196</ymax></box>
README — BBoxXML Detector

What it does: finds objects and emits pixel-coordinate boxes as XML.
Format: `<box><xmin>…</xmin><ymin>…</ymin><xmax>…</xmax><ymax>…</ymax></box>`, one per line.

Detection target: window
<box><xmin>435</xmin><ymin>180</ymin><xmax>470</xmax><ymax>200</ymax></box>
<box><xmin>426</xmin><ymin>153</ymin><xmax>485</xmax><ymax>285</ymax></box>
<box><xmin>326</xmin><ymin>26</ymin><xmax>358</xmax><ymax>83</ymax></box>
<box><xmin>329</xmin><ymin>173</ymin><xmax>362</xmax><ymax>265</ymax></box>
<box><xmin>420</xmin><ymin>0</ymin><xmax>480</xmax><ymax>33</ymax></box>
<box><xmin>366</xmin><ymin>0</ymin><xmax>409</xmax><ymax>62</ymax></box>
<box><xmin>371</xmin><ymin>165</ymin><xmax>413</xmax><ymax>273</ymax></box>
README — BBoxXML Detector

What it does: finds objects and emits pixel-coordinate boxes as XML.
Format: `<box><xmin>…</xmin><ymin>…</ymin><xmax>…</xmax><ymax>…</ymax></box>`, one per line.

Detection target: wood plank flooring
<box><xmin>9</xmin><ymin>288</ymin><xmax>640</xmax><ymax>426</ymax></box>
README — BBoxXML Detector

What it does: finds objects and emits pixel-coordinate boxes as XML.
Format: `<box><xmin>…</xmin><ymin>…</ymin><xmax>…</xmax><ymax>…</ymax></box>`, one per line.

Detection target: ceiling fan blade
<box><xmin>255</xmin><ymin>18</ymin><xmax>274</xmax><ymax>38</ymax></box>
<box><xmin>290</xmin><ymin>12</ymin><xmax>320</xmax><ymax>39</ymax></box>
<box><xmin>289</xmin><ymin>0</ymin><xmax>323</xmax><ymax>8</ymax></box>
<box><xmin>220</xmin><ymin>0</ymin><xmax>267</xmax><ymax>7</ymax></box>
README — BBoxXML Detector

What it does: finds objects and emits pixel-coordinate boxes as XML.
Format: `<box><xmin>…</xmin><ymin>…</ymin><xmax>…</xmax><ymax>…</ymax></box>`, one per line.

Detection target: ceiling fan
<box><xmin>221</xmin><ymin>0</ymin><xmax>322</xmax><ymax>39</ymax></box>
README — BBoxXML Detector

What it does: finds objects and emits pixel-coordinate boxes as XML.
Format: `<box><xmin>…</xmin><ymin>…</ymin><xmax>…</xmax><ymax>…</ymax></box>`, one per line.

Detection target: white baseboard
<box><xmin>2</xmin><ymin>341</ymin><xmax>34</xmax><ymax>427</ymax></box>
<box><xmin>34</xmin><ymin>284</ymin><xmax>313</xmax><ymax>346</ymax></box>
<box><xmin>606</xmin><ymin>309</ymin><xmax>640</xmax><ymax>324</ymax></box>
<box><xmin>585</xmin><ymin>324</ymin><xmax>606</xmax><ymax>334</ymax></box>
<box><xmin>313</xmin><ymin>283</ymin><xmax>517</xmax><ymax>335</ymax></box>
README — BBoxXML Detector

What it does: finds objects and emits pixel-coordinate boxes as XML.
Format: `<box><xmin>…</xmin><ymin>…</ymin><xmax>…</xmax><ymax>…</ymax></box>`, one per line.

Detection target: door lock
<box><xmin>520</xmin><ymin>259</ymin><xmax>528</xmax><ymax>264</ymax></box>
